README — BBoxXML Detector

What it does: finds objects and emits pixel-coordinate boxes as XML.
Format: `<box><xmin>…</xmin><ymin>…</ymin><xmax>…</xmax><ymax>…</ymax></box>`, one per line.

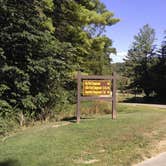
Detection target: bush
<box><xmin>0</xmin><ymin>117</ymin><xmax>19</xmax><ymax>136</ymax></box>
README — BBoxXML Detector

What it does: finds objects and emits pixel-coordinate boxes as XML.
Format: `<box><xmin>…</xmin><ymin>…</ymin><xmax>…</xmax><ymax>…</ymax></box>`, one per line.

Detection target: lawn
<box><xmin>0</xmin><ymin>104</ymin><xmax>166</xmax><ymax>166</ymax></box>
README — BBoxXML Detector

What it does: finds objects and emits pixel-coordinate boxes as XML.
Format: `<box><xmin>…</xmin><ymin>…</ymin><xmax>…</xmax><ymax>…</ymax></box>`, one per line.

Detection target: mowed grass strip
<box><xmin>0</xmin><ymin>104</ymin><xmax>166</xmax><ymax>166</ymax></box>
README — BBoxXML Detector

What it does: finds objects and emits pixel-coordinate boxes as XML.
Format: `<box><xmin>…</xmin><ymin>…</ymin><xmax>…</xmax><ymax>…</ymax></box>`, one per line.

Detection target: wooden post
<box><xmin>112</xmin><ymin>72</ymin><xmax>117</xmax><ymax>119</ymax></box>
<box><xmin>76</xmin><ymin>71</ymin><xmax>81</xmax><ymax>123</ymax></box>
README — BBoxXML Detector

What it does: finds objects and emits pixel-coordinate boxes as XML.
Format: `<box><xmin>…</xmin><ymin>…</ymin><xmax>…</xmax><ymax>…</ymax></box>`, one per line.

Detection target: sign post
<box><xmin>112</xmin><ymin>72</ymin><xmax>116</xmax><ymax>119</ymax></box>
<box><xmin>76</xmin><ymin>71</ymin><xmax>81</xmax><ymax>123</ymax></box>
<box><xmin>76</xmin><ymin>72</ymin><xmax>116</xmax><ymax>123</ymax></box>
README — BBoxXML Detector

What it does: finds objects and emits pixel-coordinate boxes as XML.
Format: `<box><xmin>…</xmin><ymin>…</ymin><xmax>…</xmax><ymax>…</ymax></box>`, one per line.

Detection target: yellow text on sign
<box><xmin>83</xmin><ymin>80</ymin><xmax>111</xmax><ymax>96</ymax></box>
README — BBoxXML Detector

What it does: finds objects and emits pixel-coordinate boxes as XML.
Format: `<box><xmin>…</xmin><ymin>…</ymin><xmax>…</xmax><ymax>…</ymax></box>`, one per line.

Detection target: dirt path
<box><xmin>121</xmin><ymin>103</ymin><xmax>166</xmax><ymax>109</ymax></box>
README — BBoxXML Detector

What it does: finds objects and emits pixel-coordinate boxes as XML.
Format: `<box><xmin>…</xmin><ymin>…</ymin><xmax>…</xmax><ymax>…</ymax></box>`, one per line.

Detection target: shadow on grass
<box><xmin>0</xmin><ymin>159</ymin><xmax>20</xmax><ymax>166</ymax></box>
<box><xmin>123</xmin><ymin>96</ymin><xmax>166</xmax><ymax>104</ymax></box>
<box><xmin>62</xmin><ymin>116</ymin><xmax>95</xmax><ymax>123</ymax></box>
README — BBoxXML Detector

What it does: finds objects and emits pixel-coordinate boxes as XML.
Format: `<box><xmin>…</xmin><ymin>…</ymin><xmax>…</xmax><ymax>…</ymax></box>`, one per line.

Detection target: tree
<box><xmin>150</xmin><ymin>31</ymin><xmax>166</xmax><ymax>98</ymax></box>
<box><xmin>124</xmin><ymin>24</ymin><xmax>156</xmax><ymax>96</ymax></box>
<box><xmin>112</xmin><ymin>63</ymin><xmax>129</xmax><ymax>93</ymax></box>
<box><xmin>0</xmin><ymin>0</ymin><xmax>119</xmax><ymax>123</ymax></box>
<box><xmin>0</xmin><ymin>0</ymin><xmax>71</xmax><ymax>120</ymax></box>
<box><xmin>52</xmin><ymin>0</ymin><xmax>119</xmax><ymax>74</ymax></box>
<box><xmin>50</xmin><ymin>0</ymin><xmax>119</xmax><ymax>105</ymax></box>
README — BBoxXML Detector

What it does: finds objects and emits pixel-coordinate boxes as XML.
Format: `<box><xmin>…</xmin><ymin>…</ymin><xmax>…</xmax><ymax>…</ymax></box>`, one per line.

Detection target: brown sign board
<box><xmin>83</xmin><ymin>80</ymin><xmax>111</xmax><ymax>96</ymax></box>
<box><xmin>76</xmin><ymin>72</ymin><xmax>117</xmax><ymax>123</ymax></box>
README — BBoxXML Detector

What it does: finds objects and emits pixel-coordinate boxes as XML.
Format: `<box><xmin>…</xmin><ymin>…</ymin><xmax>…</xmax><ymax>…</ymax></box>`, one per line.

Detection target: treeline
<box><xmin>124</xmin><ymin>24</ymin><xmax>166</xmax><ymax>100</ymax></box>
<box><xmin>0</xmin><ymin>0</ymin><xmax>119</xmax><ymax>125</ymax></box>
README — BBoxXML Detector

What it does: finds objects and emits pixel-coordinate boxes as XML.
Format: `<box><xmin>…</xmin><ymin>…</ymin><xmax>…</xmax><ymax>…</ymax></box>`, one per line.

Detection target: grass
<box><xmin>0</xmin><ymin>104</ymin><xmax>166</xmax><ymax>166</ymax></box>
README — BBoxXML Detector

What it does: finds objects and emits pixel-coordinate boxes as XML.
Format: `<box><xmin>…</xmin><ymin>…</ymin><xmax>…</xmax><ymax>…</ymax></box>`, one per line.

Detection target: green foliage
<box><xmin>0</xmin><ymin>100</ymin><xmax>12</xmax><ymax>117</ymax></box>
<box><xmin>112</xmin><ymin>63</ymin><xmax>129</xmax><ymax>92</ymax></box>
<box><xmin>52</xmin><ymin>0</ymin><xmax>119</xmax><ymax>74</ymax></box>
<box><xmin>0</xmin><ymin>0</ymin><xmax>119</xmax><ymax>125</ymax></box>
<box><xmin>149</xmin><ymin>32</ymin><xmax>166</xmax><ymax>97</ymax></box>
<box><xmin>124</xmin><ymin>26</ymin><xmax>166</xmax><ymax>99</ymax></box>
<box><xmin>124</xmin><ymin>25</ymin><xmax>156</xmax><ymax>96</ymax></box>
<box><xmin>0</xmin><ymin>117</ymin><xmax>18</xmax><ymax>136</ymax></box>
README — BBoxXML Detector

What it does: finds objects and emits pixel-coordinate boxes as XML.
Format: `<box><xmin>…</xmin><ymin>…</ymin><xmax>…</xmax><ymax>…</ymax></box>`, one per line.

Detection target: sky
<box><xmin>101</xmin><ymin>0</ymin><xmax>166</xmax><ymax>62</ymax></box>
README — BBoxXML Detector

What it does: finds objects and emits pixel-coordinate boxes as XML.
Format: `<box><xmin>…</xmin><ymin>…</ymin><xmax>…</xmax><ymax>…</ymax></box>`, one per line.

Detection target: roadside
<box><xmin>121</xmin><ymin>103</ymin><xmax>166</xmax><ymax>109</ymax></box>
<box><xmin>123</xmin><ymin>102</ymin><xmax>166</xmax><ymax>166</ymax></box>
<box><xmin>134</xmin><ymin>152</ymin><xmax>166</xmax><ymax>166</ymax></box>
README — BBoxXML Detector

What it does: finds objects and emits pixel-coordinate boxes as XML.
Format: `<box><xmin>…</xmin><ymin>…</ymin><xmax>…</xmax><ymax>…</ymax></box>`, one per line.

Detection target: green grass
<box><xmin>0</xmin><ymin>104</ymin><xmax>166</xmax><ymax>166</ymax></box>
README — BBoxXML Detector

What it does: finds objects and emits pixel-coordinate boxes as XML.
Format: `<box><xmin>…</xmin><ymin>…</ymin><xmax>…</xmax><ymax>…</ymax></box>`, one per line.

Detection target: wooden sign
<box><xmin>83</xmin><ymin>80</ymin><xmax>111</xmax><ymax>96</ymax></box>
<box><xmin>76</xmin><ymin>72</ymin><xmax>116</xmax><ymax>123</ymax></box>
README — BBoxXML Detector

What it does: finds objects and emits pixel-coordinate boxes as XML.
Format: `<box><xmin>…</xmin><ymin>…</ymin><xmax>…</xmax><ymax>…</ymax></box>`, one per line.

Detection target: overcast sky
<box><xmin>101</xmin><ymin>0</ymin><xmax>166</xmax><ymax>62</ymax></box>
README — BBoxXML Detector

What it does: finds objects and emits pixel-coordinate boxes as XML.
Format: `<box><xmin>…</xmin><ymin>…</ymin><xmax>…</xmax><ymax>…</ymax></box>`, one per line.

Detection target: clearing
<box><xmin>0</xmin><ymin>104</ymin><xmax>166</xmax><ymax>166</ymax></box>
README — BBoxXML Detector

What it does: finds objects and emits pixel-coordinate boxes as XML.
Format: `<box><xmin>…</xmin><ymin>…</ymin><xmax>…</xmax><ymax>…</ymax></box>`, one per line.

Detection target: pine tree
<box><xmin>151</xmin><ymin>31</ymin><xmax>166</xmax><ymax>98</ymax></box>
<box><xmin>0</xmin><ymin>0</ymin><xmax>69</xmax><ymax>119</ymax></box>
<box><xmin>124</xmin><ymin>24</ymin><xmax>156</xmax><ymax>96</ymax></box>
<box><xmin>52</xmin><ymin>0</ymin><xmax>119</xmax><ymax>74</ymax></box>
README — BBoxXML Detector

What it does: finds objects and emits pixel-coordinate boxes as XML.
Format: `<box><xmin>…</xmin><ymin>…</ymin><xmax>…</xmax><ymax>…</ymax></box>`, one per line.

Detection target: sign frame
<box><xmin>76</xmin><ymin>71</ymin><xmax>116</xmax><ymax>123</ymax></box>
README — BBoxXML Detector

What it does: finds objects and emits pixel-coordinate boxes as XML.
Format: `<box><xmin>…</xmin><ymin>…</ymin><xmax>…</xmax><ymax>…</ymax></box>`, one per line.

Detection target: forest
<box><xmin>115</xmin><ymin>25</ymin><xmax>166</xmax><ymax>102</ymax></box>
<box><xmin>0</xmin><ymin>0</ymin><xmax>119</xmax><ymax>131</ymax></box>
<box><xmin>0</xmin><ymin>0</ymin><xmax>166</xmax><ymax>134</ymax></box>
